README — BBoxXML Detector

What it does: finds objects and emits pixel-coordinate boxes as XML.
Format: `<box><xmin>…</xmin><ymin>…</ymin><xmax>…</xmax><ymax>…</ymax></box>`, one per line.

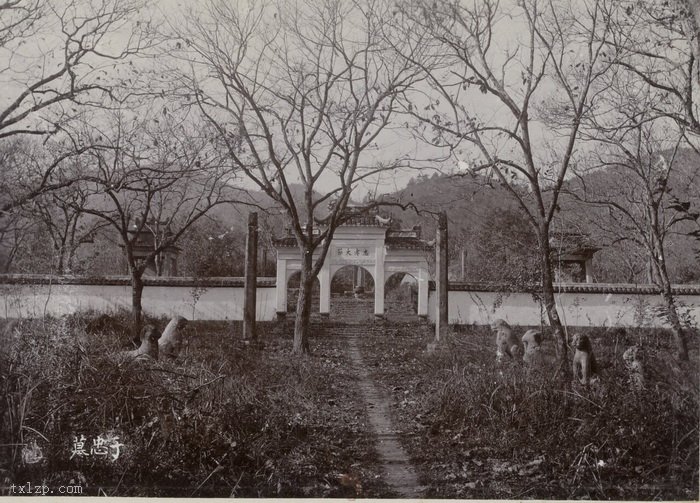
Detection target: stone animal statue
<box><xmin>0</xmin><ymin>320</ymin><xmax>22</xmax><ymax>361</ymax></box>
<box><xmin>1</xmin><ymin>319</ymin><xmax>20</xmax><ymax>337</ymax></box>
<box><xmin>1</xmin><ymin>319</ymin><xmax>21</xmax><ymax>346</ymax></box>
<box><xmin>118</xmin><ymin>324</ymin><xmax>160</xmax><ymax>363</ymax></box>
<box><xmin>623</xmin><ymin>345</ymin><xmax>645</xmax><ymax>390</ymax></box>
<box><xmin>521</xmin><ymin>329</ymin><xmax>544</xmax><ymax>365</ymax></box>
<box><xmin>490</xmin><ymin>319</ymin><xmax>523</xmax><ymax>362</ymax></box>
<box><xmin>572</xmin><ymin>333</ymin><xmax>598</xmax><ymax>385</ymax></box>
<box><xmin>158</xmin><ymin>315</ymin><xmax>189</xmax><ymax>360</ymax></box>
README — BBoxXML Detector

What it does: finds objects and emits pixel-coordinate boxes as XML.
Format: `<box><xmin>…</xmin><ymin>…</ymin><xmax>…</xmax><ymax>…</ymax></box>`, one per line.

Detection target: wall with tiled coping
<box><xmin>1</xmin><ymin>275</ymin><xmax>699</xmax><ymax>328</ymax></box>
<box><xmin>428</xmin><ymin>282</ymin><xmax>700</xmax><ymax>328</ymax></box>
<box><xmin>0</xmin><ymin>275</ymin><xmax>277</xmax><ymax>321</ymax></box>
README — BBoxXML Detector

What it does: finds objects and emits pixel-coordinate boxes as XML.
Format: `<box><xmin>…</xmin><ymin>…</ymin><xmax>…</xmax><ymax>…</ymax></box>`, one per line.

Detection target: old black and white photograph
<box><xmin>0</xmin><ymin>0</ymin><xmax>699</xmax><ymax>499</ymax></box>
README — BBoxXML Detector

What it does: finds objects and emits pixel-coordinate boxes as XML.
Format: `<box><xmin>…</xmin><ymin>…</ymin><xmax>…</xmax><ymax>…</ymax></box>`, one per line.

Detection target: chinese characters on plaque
<box><xmin>334</xmin><ymin>246</ymin><xmax>373</xmax><ymax>263</ymax></box>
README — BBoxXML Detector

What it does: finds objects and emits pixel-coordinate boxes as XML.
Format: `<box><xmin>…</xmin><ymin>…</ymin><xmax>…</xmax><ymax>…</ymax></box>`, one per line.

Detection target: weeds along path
<box><xmin>344</xmin><ymin>328</ymin><xmax>423</xmax><ymax>498</ymax></box>
<box><xmin>352</xmin><ymin>325</ymin><xmax>700</xmax><ymax>499</ymax></box>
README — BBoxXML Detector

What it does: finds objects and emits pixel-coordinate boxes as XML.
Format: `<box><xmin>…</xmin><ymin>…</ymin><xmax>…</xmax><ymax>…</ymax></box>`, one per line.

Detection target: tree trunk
<box><xmin>56</xmin><ymin>250</ymin><xmax>65</xmax><ymax>275</ymax></box>
<box><xmin>292</xmin><ymin>250</ymin><xmax>313</xmax><ymax>354</ymax></box>
<box><xmin>131</xmin><ymin>272</ymin><xmax>145</xmax><ymax>340</ymax></box>
<box><xmin>539</xmin><ymin>228</ymin><xmax>567</xmax><ymax>365</ymax></box>
<box><xmin>648</xmin><ymin>206</ymin><xmax>689</xmax><ymax>360</ymax></box>
<box><xmin>66</xmin><ymin>246</ymin><xmax>76</xmax><ymax>273</ymax></box>
<box><xmin>155</xmin><ymin>253</ymin><xmax>164</xmax><ymax>276</ymax></box>
<box><xmin>660</xmin><ymin>286</ymin><xmax>689</xmax><ymax>361</ymax></box>
<box><xmin>652</xmin><ymin>246</ymin><xmax>689</xmax><ymax>361</ymax></box>
<box><xmin>55</xmin><ymin>234</ymin><xmax>67</xmax><ymax>273</ymax></box>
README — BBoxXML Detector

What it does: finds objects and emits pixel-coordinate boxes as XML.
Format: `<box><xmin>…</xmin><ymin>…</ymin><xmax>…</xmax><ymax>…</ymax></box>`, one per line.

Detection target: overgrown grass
<box><xmin>360</xmin><ymin>324</ymin><xmax>700</xmax><ymax>500</ymax></box>
<box><xmin>2</xmin><ymin>313</ymin><xmax>697</xmax><ymax>498</ymax></box>
<box><xmin>0</xmin><ymin>312</ymin><xmax>386</xmax><ymax>497</ymax></box>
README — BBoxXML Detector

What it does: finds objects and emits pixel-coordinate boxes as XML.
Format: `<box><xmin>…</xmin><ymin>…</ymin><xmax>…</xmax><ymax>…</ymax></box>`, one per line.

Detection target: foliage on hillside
<box><xmin>559</xmin><ymin>148</ymin><xmax>700</xmax><ymax>284</ymax></box>
<box><xmin>382</xmin><ymin>172</ymin><xmax>540</xmax><ymax>283</ymax></box>
<box><xmin>381</xmin><ymin>150</ymin><xmax>700</xmax><ymax>284</ymax></box>
<box><xmin>3</xmin><ymin>152</ymin><xmax>697</xmax><ymax>284</ymax></box>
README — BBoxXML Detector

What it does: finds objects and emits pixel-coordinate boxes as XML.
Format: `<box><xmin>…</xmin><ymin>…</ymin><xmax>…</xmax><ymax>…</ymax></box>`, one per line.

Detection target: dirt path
<box><xmin>346</xmin><ymin>336</ymin><xmax>423</xmax><ymax>498</ymax></box>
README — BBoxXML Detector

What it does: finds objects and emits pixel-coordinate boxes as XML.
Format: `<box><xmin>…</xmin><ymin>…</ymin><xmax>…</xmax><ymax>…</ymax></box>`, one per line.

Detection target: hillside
<box><xmin>558</xmin><ymin>148</ymin><xmax>700</xmax><ymax>284</ymax></box>
<box><xmin>377</xmin><ymin>149</ymin><xmax>699</xmax><ymax>284</ymax></box>
<box><xmin>8</xmin><ymin>153</ymin><xmax>696</xmax><ymax>284</ymax></box>
<box><xmin>171</xmin><ymin>151</ymin><xmax>700</xmax><ymax>284</ymax></box>
<box><xmin>374</xmin><ymin>172</ymin><xmax>539</xmax><ymax>283</ymax></box>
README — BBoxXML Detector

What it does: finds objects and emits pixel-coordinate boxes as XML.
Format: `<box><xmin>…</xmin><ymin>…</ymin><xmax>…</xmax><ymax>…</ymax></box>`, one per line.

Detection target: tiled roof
<box><xmin>550</xmin><ymin>231</ymin><xmax>600</xmax><ymax>254</ymax></box>
<box><xmin>272</xmin><ymin>236</ymin><xmax>298</xmax><ymax>248</ymax></box>
<box><xmin>273</xmin><ymin>227</ymin><xmax>434</xmax><ymax>250</ymax></box>
<box><xmin>341</xmin><ymin>215</ymin><xmax>388</xmax><ymax>226</ymax></box>
<box><xmin>0</xmin><ymin>274</ymin><xmax>276</xmax><ymax>288</ymax></box>
<box><xmin>385</xmin><ymin>236</ymin><xmax>434</xmax><ymax>250</ymax></box>
<box><xmin>447</xmin><ymin>281</ymin><xmax>700</xmax><ymax>295</ymax></box>
<box><xmin>2</xmin><ymin>275</ymin><xmax>699</xmax><ymax>295</ymax></box>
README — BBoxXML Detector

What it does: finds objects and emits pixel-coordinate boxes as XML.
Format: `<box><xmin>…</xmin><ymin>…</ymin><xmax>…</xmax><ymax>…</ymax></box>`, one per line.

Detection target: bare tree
<box><xmin>396</xmin><ymin>0</ymin><xmax>615</xmax><ymax>363</ymax></box>
<box><xmin>570</xmin><ymin>118</ymin><xmax>697</xmax><ymax>360</ymax></box>
<box><xmin>565</xmin><ymin>0</ymin><xmax>700</xmax><ymax>361</ymax></box>
<box><xmin>0</xmin><ymin>135</ymin><xmax>95</xmax><ymax>215</ymax></box>
<box><xmin>0</xmin><ymin>0</ymin><xmax>156</xmax><ymax>249</ymax></box>
<box><xmin>167</xmin><ymin>0</ymin><xmax>429</xmax><ymax>353</ymax></box>
<box><xmin>0</xmin><ymin>132</ymin><xmax>112</xmax><ymax>276</ymax></box>
<box><xmin>69</xmin><ymin>105</ymin><xmax>245</xmax><ymax>335</ymax></box>
<box><xmin>602</xmin><ymin>0</ymin><xmax>699</xmax><ymax>137</ymax></box>
<box><xmin>678</xmin><ymin>0</ymin><xmax>700</xmax><ymax>82</ymax></box>
<box><xmin>26</xmin><ymin>184</ymin><xmax>108</xmax><ymax>273</ymax></box>
<box><xmin>0</xmin><ymin>214</ymin><xmax>35</xmax><ymax>272</ymax></box>
<box><xmin>606</xmin><ymin>0</ymin><xmax>700</xmax><ymax>267</ymax></box>
<box><xmin>0</xmin><ymin>0</ymin><xmax>152</xmax><ymax>139</ymax></box>
<box><xmin>573</xmin><ymin>16</ymin><xmax>700</xmax><ymax>358</ymax></box>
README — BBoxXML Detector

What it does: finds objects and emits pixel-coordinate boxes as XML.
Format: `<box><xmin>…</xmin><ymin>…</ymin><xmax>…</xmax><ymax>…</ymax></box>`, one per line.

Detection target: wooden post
<box><xmin>435</xmin><ymin>211</ymin><xmax>448</xmax><ymax>342</ymax></box>
<box><xmin>243</xmin><ymin>212</ymin><xmax>258</xmax><ymax>341</ymax></box>
<box><xmin>460</xmin><ymin>245</ymin><xmax>466</xmax><ymax>281</ymax></box>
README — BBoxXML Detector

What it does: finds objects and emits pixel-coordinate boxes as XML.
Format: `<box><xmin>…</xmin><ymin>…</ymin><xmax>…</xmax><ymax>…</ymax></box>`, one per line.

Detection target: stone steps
<box><xmin>273</xmin><ymin>316</ymin><xmax>431</xmax><ymax>339</ymax></box>
<box><xmin>278</xmin><ymin>286</ymin><xmax>428</xmax><ymax>337</ymax></box>
<box><xmin>285</xmin><ymin>288</ymin><xmax>421</xmax><ymax>324</ymax></box>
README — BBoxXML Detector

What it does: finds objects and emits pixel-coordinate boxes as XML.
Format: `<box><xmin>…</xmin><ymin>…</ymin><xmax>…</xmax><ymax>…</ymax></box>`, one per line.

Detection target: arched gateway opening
<box><xmin>330</xmin><ymin>265</ymin><xmax>375</xmax><ymax>322</ymax></box>
<box><xmin>384</xmin><ymin>272</ymin><xmax>419</xmax><ymax>322</ymax></box>
<box><xmin>273</xmin><ymin>213</ymin><xmax>432</xmax><ymax>321</ymax></box>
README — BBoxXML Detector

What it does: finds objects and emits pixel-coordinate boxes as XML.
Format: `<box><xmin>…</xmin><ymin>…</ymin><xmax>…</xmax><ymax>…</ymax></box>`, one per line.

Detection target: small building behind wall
<box><xmin>273</xmin><ymin>215</ymin><xmax>433</xmax><ymax>319</ymax></box>
<box><xmin>120</xmin><ymin>219</ymin><xmax>181</xmax><ymax>276</ymax></box>
<box><xmin>551</xmin><ymin>231</ymin><xmax>600</xmax><ymax>283</ymax></box>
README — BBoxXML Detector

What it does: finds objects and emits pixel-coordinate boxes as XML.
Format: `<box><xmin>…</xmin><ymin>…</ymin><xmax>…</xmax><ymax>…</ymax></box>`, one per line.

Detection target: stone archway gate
<box><xmin>274</xmin><ymin>216</ymin><xmax>433</xmax><ymax>318</ymax></box>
